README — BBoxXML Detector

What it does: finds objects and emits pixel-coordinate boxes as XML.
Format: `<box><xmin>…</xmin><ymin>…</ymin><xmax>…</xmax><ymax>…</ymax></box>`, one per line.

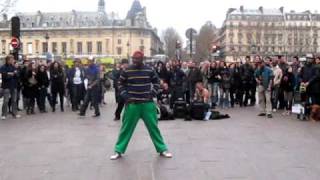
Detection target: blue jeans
<box><xmin>209</xmin><ymin>82</ymin><xmax>220</xmax><ymax>106</ymax></box>
<box><xmin>219</xmin><ymin>88</ymin><xmax>230</xmax><ymax>108</ymax></box>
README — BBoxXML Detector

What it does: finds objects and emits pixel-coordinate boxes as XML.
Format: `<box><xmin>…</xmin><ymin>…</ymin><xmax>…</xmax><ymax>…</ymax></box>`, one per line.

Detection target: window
<box><xmin>42</xmin><ymin>42</ymin><xmax>48</xmax><ymax>54</ymax></box>
<box><xmin>105</xmin><ymin>39</ymin><xmax>110</xmax><ymax>53</ymax></box>
<box><xmin>27</xmin><ymin>43</ymin><xmax>33</xmax><ymax>54</ymax></box>
<box><xmin>140</xmin><ymin>39</ymin><xmax>144</xmax><ymax>45</ymax></box>
<box><xmin>139</xmin><ymin>46</ymin><xmax>145</xmax><ymax>52</ymax></box>
<box><xmin>97</xmin><ymin>41</ymin><xmax>102</xmax><ymax>54</ymax></box>
<box><xmin>52</xmin><ymin>42</ymin><xmax>57</xmax><ymax>54</ymax></box>
<box><xmin>62</xmin><ymin>42</ymin><xmax>67</xmax><ymax>54</ymax></box>
<box><xmin>1</xmin><ymin>40</ymin><xmax>6</xmax><ymax>54</ymax></box>
<box><xmin>118</xmin><ymin>39</ymin><xmax>122</xmax><ymax>45</ymax></box>
<box><xmin>117</xmin><ymin>47</ymin><xmax>122</xmax><ymax>55</ymax></box>
<box><xmin>77</xmin><ymin>42</ymin><xmax>82</xmax><ymax>54</ymax></box>
<box><xmin>87</xmin><ymin>42</ymin><xmax>92</xmax><ymax>54</ymax></box>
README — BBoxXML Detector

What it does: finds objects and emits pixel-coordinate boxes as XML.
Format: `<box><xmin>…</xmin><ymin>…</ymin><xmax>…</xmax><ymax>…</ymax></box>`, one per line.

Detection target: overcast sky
<box><xmin>14</xmin><ymin>0</ymin><xmax>320</xmax><ymax>41</ymax></box>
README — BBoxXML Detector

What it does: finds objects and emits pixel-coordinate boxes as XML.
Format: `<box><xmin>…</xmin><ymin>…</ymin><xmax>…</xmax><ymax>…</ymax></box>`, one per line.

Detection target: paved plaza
<box><xmin>1</xmin><ymin>92</ymin><xmax>320</xmax><ymax>180</ymax></box>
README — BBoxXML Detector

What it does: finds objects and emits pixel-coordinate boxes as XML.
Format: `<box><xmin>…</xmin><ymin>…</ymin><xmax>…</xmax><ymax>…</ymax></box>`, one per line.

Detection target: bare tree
<box><xmin>161</xmin><ymin>27</ymin><xmax>182</xmax><ymax>59</ymax></box>
<box><xmin>0</xmin><ymin>0</ymin><xmax>17</xmax><ymax>15</ymax></box>
<box><xmin>195</xmin><ymin>21</ymin><xmax>217</xmax><ymax>60</ymax></box>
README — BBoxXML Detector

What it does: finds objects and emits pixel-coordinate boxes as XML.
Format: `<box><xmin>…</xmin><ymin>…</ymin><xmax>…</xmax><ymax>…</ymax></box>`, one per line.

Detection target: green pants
<box><xmin>114</xmin><ymin>102</ymin><xmax>168</xmax><ymax>154</ymax></box>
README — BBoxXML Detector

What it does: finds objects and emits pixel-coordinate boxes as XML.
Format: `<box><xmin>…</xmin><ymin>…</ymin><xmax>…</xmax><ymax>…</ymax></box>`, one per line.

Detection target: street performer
<box><xmin>110</xmin><ymin>51</ymin><xmax>172</xmax><ymax>160</ymax></box>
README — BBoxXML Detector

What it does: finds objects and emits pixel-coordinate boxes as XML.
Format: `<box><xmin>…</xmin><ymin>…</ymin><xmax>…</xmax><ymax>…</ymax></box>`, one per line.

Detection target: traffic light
<box><xmin>11</xmin><ymin>16</ymin><xmax>20</xmax><ymax>38</ymax></box>
<box><xmin>11</xmin><ymin>16</ymin><xmax>20</xmax><ymax>61</ymax></box>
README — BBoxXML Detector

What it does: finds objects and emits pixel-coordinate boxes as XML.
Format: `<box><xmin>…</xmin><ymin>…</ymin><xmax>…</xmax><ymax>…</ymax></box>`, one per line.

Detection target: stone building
<box><xmin>216</xmin><ymin>6</ymin><xmax>320</xmax><ymax>62</ymax></box>
<box><xmin>0</xmin><ymin>0</ymin><xmax>163</xmax><ymax>60</ymax></box>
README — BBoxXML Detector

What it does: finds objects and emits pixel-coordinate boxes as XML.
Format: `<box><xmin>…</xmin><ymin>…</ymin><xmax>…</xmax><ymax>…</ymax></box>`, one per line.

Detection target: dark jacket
<box><xmin>281</xmin><ymin>71</ymin><xmax>295</xmax><ymax>92</ymax></box>
<box><xmin>50</xmin><ymin>69</ymin><xmax>65</xmax><ymax>93</ymax></box>
<box><xmin>240</xmin><ymin>63</ymin><xmax>255</xmax><ymax>85</ymax></box>
<box><xmin>36</xmin><ymin>71</ymin><xmax>50</xmax><ymax>89</ymax></box>
<box><xmin>169</xmin><ymin>67</ymin><xmax>185</xmax><ymax>87</ymax></box>
<box><xmin>220</xmin><ymin>67</ymin><xmax>231</xmax><ymax>89</ymax></box>
<box><xmin>188</xmin><ymin>67</ymin><xmax>202</xmax><ymax>84</ymax></box>
<box><xmin>300</xmin><ymin>63</ymin><xmax>314</xmax><ymax>83</ymax></box>
<box><xmin>208</xmin><ymin>67</ymin><xmax>221</xmax><ymax>84</ymax></box>
<box><xmin>307</xmin><ymin>64</ymin><xmax>320</xmax><ymax>94</ymax></box>
<box><xmin>0</xmin><ymin>64</ymin><xmax>18</xmax><ymax>90</ymax></box>
<box><xmin>230</xmin><ymin>67</ymin><xmax>242</xmax><ymax>89</ymax></box>
<box><xmin>155</xmin><ymin>63</ymin><xmax>170</xmax><ymax>83</ymax></box>
<box><xmin>25</xmin><ymin>70</ymin><xmax>38</xmax><ymax>98</ymax></box>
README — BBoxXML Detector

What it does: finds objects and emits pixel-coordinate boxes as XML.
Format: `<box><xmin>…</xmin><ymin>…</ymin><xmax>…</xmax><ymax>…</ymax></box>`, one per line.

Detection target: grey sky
<box><xmin>14</xmin><ymin>0</ymin><xmax>320</xmax><ymax>40</ymax></box>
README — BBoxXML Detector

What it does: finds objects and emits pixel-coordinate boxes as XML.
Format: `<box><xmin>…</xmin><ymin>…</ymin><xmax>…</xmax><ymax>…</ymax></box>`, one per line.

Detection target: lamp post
<box><xmin>44</xmin><ymin>32</ymin><xmax>50</xmax><ymax>54</ymax></box>
<box><xmin>127</xmin><ymin>41</ymin><xmax>130</xmax><ymax>59</ymax></box>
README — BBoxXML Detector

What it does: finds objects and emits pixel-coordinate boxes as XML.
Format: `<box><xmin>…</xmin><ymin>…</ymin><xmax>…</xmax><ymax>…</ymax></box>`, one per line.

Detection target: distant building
<box><xmin>0</xmin><ymin>0</ymin><xmax>163</xmax><ymax>60</ymax></box>
<box><xmin>216</xmin><ymin>6</ymin><xmax>320</xmax><ymax>62</ymax></box>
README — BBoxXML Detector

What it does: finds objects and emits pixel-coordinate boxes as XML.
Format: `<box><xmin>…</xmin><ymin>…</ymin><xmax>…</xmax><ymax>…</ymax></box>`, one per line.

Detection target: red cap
<box><xmin>132</xmin><ymin>51</ymin><xmax>144</xmax><ymax>60</ymax></box>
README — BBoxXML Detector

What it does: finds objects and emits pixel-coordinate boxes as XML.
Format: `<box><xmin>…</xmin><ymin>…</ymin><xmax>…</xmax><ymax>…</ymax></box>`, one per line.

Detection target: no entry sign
<box><xmin>11</xmin><ymin>37</ymin><xmax>20</xmax><ymax>49</ymax></box>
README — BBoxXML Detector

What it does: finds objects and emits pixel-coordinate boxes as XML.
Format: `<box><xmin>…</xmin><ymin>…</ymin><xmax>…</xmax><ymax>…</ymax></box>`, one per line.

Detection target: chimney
<box><xmin>259</xmin><ymin>6</ymin><xmax>263</xmax><ymax>13</ymax></box>
<box><xmin>240</xmin><ymin>6</ymin><xmax>244</xmax><ymax>12</ymax></box>
<box><xmin>227</xmin><ymin>8</ymin><xmax>236</xmax><ymax>14</ymax></box>
<box><xmin>2</xmin><ymin>14</ymin><xmax>8</xmax><ymax>21</ymax></box>
<box><xmin>279</xmin><ymin>7</ymin><xmax>284</xmax><ymax>13</ymax></box>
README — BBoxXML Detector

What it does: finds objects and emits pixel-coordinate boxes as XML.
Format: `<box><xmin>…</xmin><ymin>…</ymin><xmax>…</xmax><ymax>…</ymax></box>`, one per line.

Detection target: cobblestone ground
<box><xmin>1</xmin><ymin>92</ymin><xmax>320</xmax><ymax>180</ymax></box>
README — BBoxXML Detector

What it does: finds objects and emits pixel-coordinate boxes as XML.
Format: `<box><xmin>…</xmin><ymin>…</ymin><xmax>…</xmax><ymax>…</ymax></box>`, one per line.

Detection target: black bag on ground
<box><xmin>190</xmin><ymin>101</ymin><xmax>206</xmax><ymax>120</ymax></box>
<box><xmin>173</xmin><ymin>98</ymin><xmax>187</xmax><ymax>119</ymax></box>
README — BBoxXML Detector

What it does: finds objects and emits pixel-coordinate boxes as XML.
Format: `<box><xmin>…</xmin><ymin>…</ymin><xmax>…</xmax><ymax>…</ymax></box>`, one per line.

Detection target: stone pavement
<box><xmin>1</xmin><ymin>92</ymin><xmax>320</xmax><ymax>180</ymax></box>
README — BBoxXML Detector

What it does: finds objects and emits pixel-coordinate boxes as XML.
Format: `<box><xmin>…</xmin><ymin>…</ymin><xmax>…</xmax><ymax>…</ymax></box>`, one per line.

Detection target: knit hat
<box><xmin>132</xmin><ymin>51</ymin><xmax>144</xmax><ymax>60</ymax></box>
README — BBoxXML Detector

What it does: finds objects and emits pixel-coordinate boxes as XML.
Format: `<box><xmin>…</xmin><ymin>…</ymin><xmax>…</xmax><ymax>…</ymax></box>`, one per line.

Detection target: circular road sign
<box><xmin>11</xmin><ymin>37</ymin><xmax>20</xmax><ymax>49</ymax></box>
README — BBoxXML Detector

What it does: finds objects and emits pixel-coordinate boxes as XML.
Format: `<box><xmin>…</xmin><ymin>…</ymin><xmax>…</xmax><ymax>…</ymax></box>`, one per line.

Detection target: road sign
<box><xmin>185</xmin><ymin>28</ymin><xmax>197</xmax><ymax>39</ymax></box>
<box><xmin>11</xmin><ymin>37</ymin><xmax>20</xmax><ymax>49</ymax></box>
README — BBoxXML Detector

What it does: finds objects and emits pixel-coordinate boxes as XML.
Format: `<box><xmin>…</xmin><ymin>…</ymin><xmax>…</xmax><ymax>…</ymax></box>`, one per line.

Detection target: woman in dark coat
<box><xmin>50</xmin><ymin>62</ymin><xmax>65</xmax><ymax>112</ymax></box>
<box><xmin>25</xmin><ymin>62</ymin><xmax>38</xmax><ymax>114</ymax></box>
<box><xmin>36</xmin><ymin>65</ymin><xmax>50</xmax><ymax>113</ymax></box>
<box><xmin>281</xmin><ymin>67</ymin><xmax>295</xmax><ymax>115</ymax></box>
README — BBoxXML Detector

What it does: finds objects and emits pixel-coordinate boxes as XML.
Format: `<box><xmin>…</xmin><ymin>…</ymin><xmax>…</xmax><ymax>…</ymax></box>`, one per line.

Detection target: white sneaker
<box><xmin>14</xmin><ymin>114</ymin><xmax>21</xmax><ymax>118</ymax></box>
<box><xmin>1</xmin><ymin>116</ymin><xmax>6</xmax><ymax>120</ymax></box>
<box><xmin>160</xmin><ymin>151</ymin><xmax>173</xmax><ymax>158</ymax></box>
<box><xmin>110</xmin><ymin>152</ymin><xmax>122</xmax><ymax>160</ymax></box>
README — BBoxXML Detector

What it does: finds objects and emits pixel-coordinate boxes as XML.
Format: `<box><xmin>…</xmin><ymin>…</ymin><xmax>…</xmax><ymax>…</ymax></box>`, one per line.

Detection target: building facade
<box><xmin>0</xmin><ymin>0</ymin><xmax>163</xmax><ymax>60</ymax></box>
<box><xmin>216</xmin><ymin>6</ymin><xmax>320</xmax><ymax>62</ymax></box>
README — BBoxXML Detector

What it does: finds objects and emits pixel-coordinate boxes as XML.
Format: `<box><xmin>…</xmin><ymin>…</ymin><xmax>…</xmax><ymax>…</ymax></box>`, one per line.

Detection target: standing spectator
<box><xmin>219</xmin><ymin>62</ymin><xmax>231</xmax><ymax>108</ymax></box>
<box><xmin>187</xmin><ymin>61</ymin><xmax>202</xmax><ymax>102</ymax></box>
<box><xmin>229</xmin><ymin>63</ymin><xmax>243</xmax><ymax>107</ymax></box>
<box><xmin>168</xmin><ymin>61</ymin><xmax>186</xmax><ymax>107</ymax></box>
<box><xmin>99</xmin><ymin>65</ymin><xmax>108</xmax><ymax>105</ymax></box>
<box><xmin>208</xmin><ymin>61</ymin><xmax>221</xmax><ymax>108</ymax></box>
<box><xmin>113</xmin><ymin>59</ymin><xmax>129</xmax><ymax>121</ymax></box>
<box><xmin>281</xmin><ymin>67</ymin><xmax>295</xmax><ymax>115</ymax></box>
<box><xmin>307</xmin><ymin>57</ymin><xmax>320</xmax><ymax>105</ymax></box>
<box><xmin>68</xmin><ymin>59</ymin><xmax>85</xmax><ymax>111</ymax></box>
<box><xmin>155</xmin><ymin>61</ymin><xmax>170</xmax><ymax>84</ymax></box>
<box><xmin>299</xmin><ymin>58</ymin><xmax>314</xmax><ymax>103</ymax></box>
<box><xmin>50</xmin><ymin>62</ymin><xmax>65</xmax><ymax>112</ymax></box>
<box><xmin>25</xmin><ymin>62</ymin><xmax>38</xmax><ymax>115</ymax></box>
<box><xmin>201</xmin><ymin>61</ymin><xmax>210</xmax><ymax>88</ymax></box>
<box><xmin>271</xmin><ymin>59</ymin><xmax>283</xmax><ymax>112</ymax></box>
<box><xmin>0</xmin><ymin>55</ymin><xmax>21</xmax><ymax>120</ymax></box>
<box><xmin>291</xmin><ymin>56</ymin><xmax>301</xmax><ymax>90</ymax></box>
<box><xmin>36</xmin><ymin>65</ymin><xmax>50</xmax><ymax>113</ymax></box>
<box><xmin>240</xmin><ymin>56</ymin><xmax>255</xmax><ymax>106</ymax></box>
<box><xmin>79</xmin><ymin>58</ymin><xmax>100</xmax><ymax>117</ymax></box>
<box><xmin>20</xmin><ymin>58</ymin><xmax>30</xmax><ymax>110</ymax></box>
<box><xmin>255</xmin><ymin>59</ymin><xmax>274</xmax><ymax>118</ymax></box>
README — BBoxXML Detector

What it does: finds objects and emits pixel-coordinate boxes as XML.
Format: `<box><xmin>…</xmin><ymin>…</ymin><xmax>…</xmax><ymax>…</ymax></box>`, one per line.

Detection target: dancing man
<box><xmin>110</xmin><ymin>51</ymin><xmax>172</xmax><ymax>160</ymax></box>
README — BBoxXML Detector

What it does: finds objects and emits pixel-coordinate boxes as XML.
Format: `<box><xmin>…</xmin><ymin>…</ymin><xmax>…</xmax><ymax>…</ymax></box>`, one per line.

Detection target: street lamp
<box><xmin>127</xmin><ymin>42</ymin><xmax>130</xmax><ymax>58</ymax></box>
<box><xmin>44</xmin><ymin>32</ymin><xmax>50</xmax><ymax>54</ymax></box>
